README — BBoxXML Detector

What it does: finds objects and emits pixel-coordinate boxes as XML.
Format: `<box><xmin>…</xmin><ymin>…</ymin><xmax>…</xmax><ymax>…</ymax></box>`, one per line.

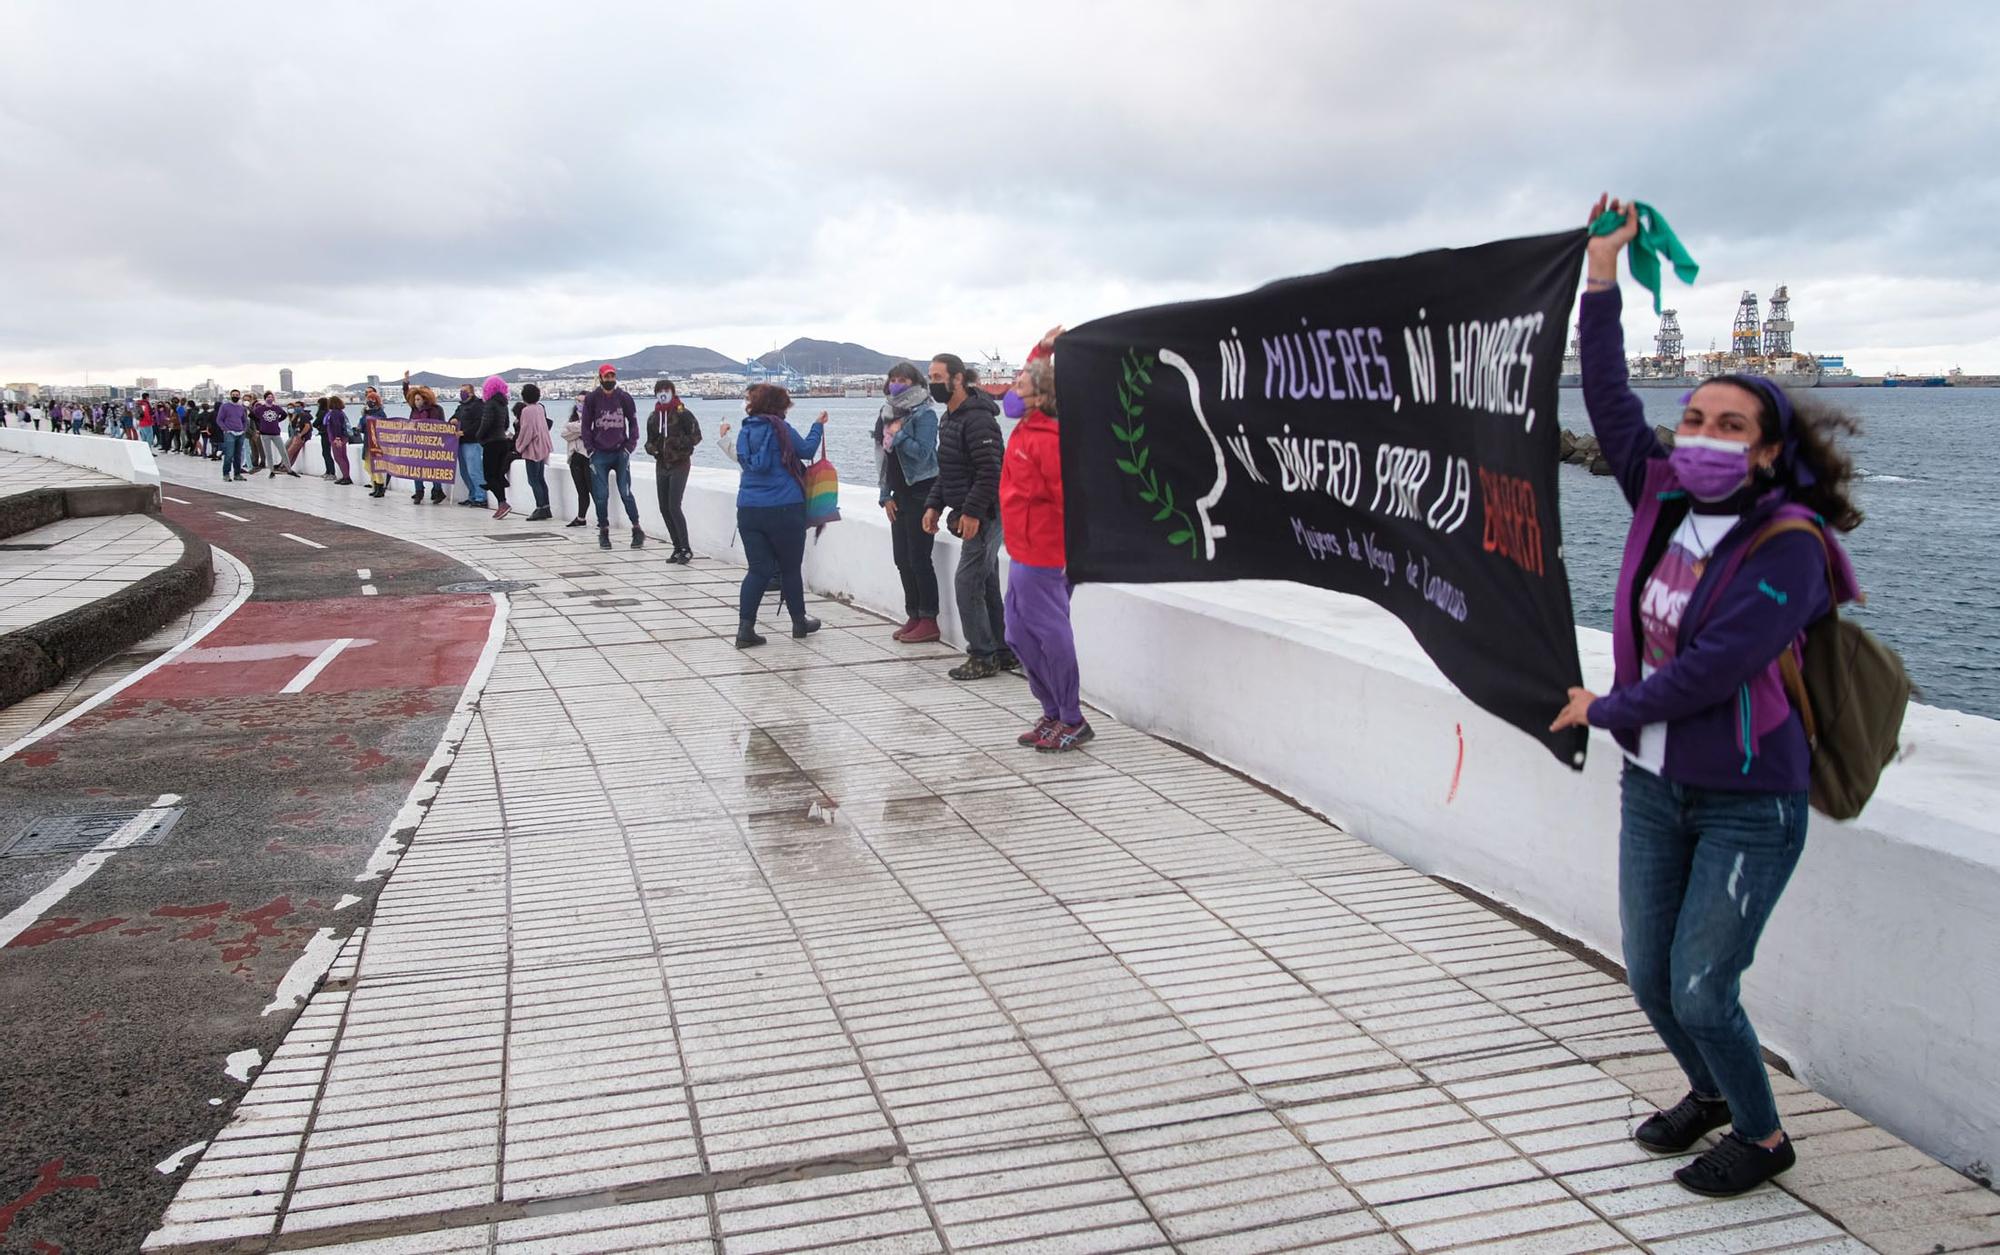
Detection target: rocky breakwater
<box><xmin>1560</xmin><ymin>424</ymin><xmax>1677</xmax><ymax>475</ymax></box>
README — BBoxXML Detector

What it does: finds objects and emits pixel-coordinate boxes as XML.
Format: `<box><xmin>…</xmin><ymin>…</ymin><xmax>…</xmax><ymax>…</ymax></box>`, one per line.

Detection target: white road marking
<box><xmin>0</xmin><ymin>795</ymin><xmax>182</xmax><ymax>949</ymax></box>
<box><xmin>361</xmin><ymin>584</ymin><xmax>378</xmax><ymax>596</ymax></box>
<box><xmin>334</xmin><ymin>894</ymin><xmax>363</xmax><ymax>911</ymax></box>
<box><xmin>280</xmin><ymin>637</ymin><xmax>353</xmax><ymax>694</ymax></box>
<box><xmin>156</xmin><ymin>1141</ymin><xmax>207</xmax><ymax>1175</ymax></box>
<box><xmin>280</xmin><ymin>532</ymin><xmax>326</xmax><ymax>549</ymax></box>
<box><xmin>0</xmin><ymin>548</ymin><xmax>254</xmax><ymax>764</ymax></box>
<box><xmin>223</xmin><ymin>1048</ymin><xmax>262</xmax><ymax>1082</ymax></box>
<box><xmin>356</xmin><ymin>568</ymin><xmax>371</xmax><ymax>579</ymax></box>
<box><xmin>164</xmin><ymin>495</ymin><xmax>191</xmax><ymax>504</ymax></box>
<box><xmin>215</xmin><ymin>510</ymin><xmax>249</xmax><ymax>522</ymax></box>
<box><xmin>262</xmin><ymin>927</ymin><xmax>344</xmax><ymax>1015</ymax></box>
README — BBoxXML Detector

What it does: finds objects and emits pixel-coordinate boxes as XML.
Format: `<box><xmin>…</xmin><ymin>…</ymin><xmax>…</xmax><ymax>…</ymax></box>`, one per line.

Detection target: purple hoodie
<box><xmin>579</xmin><ymin>385</ymin><xmax>637</xmax><ymax>454</ymax></box>
<box><xmin>1580</xmin><ymin>287</ymin><xmax>1861</xmax><ymax>793</ymax></box>
<box><xmin>215</xmin><ymin>400</ymin><xmax>248</xmax><ymax>434</ymax></box>
<box><xmin>251</xmin><ymin>400</ymin><xmax>286</xmax><ymax>436</ymax></box>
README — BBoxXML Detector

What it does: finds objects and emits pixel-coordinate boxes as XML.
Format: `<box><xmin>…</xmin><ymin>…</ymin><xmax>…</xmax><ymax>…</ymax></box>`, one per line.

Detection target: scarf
<box><xmin>876</xmin><ymin>383</ymin><xmax>928</xmax><ymax>444</ymax></box>
<box><xmin>1589</xmin><ymin>200</ymin><xmax>1698</xmax><ymax>315</ymax></box>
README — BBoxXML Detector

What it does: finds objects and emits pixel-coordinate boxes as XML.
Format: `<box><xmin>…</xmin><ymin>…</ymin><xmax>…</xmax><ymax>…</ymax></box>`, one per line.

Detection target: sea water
<box><xmin>411</xmin><ymin>388</ymin><xmax>1998</xmax><ymax>719</ymax></box>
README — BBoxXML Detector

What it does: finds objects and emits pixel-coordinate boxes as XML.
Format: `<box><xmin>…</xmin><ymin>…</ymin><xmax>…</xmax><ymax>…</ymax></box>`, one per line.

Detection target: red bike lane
<box><xmin>0</xmin><ymin>486</ymin><xmax>499</xmax><ymax>1254</ymax></box>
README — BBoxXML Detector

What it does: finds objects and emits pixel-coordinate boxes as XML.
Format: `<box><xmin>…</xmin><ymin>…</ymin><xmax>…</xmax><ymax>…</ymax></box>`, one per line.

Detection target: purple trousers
<box><xmin>1004</xmin><ymin>561</ymin><xmax>1082</xmax><ymax>725</ymax></box>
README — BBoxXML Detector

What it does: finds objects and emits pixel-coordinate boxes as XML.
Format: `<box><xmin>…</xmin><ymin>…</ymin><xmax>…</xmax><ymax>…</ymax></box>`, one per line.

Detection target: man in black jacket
<box><xmin>450</xmin><ymin>383</ymin><xmax>488</xmax><ymax>506</ymax></box>
<box><xmin>922</xmin><ymin>354</ymin><xmax>1016</xmax><ymax>680</ymax></box>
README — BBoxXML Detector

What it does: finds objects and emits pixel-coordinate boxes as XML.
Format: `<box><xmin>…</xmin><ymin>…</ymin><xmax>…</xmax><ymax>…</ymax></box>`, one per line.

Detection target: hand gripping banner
<box><xmin>1056</xmin><ymin>229</ymin><xmax>1590</xmax><ymax>766</ymax></box>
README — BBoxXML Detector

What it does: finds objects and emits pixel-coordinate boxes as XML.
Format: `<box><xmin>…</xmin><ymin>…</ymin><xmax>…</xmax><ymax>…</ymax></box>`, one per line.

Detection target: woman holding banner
<box><xmin>1551</xmin><ymin>195</ymin><xmax>1866</xmax><ymax>1198</ymax></box>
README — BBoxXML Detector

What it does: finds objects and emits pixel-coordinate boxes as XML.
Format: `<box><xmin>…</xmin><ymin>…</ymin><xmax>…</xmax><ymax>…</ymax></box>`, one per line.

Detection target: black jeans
<box><xmin>891</xmin><ymin>479</ymin><xmax>939</xmax><ymax>618</ymax></box>
<box><xmin>568</xmin><ymin>451</ymin><xmax>594</xmax><ymax>521</ymax></box>
<box><xmin>483</xmin><ymin>440</ymin><xmax>512</xmax><ymax>505</ymax></box>
<box><xmin>738</xmin><ymin>502</ymin><xmax>807</xmax><ymax>625</ymax></box>
<box><xmin>656</xmin><ymin>461</ymin><xmax>691</xmax><ymax>552</ymax></box>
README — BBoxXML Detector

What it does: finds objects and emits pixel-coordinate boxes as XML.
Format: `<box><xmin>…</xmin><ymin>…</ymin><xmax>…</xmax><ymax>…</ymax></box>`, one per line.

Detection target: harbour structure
<box><xmin>1563</xmin><ymin>283</ymin><xmax>1845</xmax><ymax>387</ymax></box>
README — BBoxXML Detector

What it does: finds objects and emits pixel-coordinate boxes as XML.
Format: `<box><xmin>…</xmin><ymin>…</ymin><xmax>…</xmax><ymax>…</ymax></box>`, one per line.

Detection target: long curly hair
<box><xmin>1708</xmin><ymin>375</ymin><xmax>1864</xmax><ymax>532</ymax></box>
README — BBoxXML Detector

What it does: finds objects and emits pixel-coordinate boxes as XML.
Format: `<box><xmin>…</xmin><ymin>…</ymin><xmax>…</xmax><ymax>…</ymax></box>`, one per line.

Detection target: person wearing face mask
<box><xmin>450</xmin><ymin>383</ymin><xmax>488</xmax><ymax>507</ymax></box>
<box><xmin>645</xmin><ymin>379</ymin><xmax>702</xmax><ymax>562</ymax></box>
<box><xmin>999</xmin><ymin>328</ymin><xmax>1092</xmax><ymax>752</ymax></box>
<box><xmin>215</xmin><ymin>389</ymin><xmax>249</xmax><ymax>481</ymax></box>
<box><xmin>874</xmin><ymin>361</ymin><xmax>941</xmax><ymax>641</ymax></box>
<box><xmin>513</xmin><ymin>383</ymin><xmax>555</xmax><ymax>521</ymax></box>
<box><xmin>402</xmin><ymin>372</ymin><xmax>451</xmax><ymax>503</ymax></box>
<box><xmin>1550</xmin><ymin>196</ymin><xmax>1867</xmax><ymax>1200</ymax></box>
<box><xmin>478</xmin><ymin>375</ymin><xmax>515</xmax><ymax>519</ymax></box>
<box><xmin>922</xmin><ymin>353</ymin><xmax>1014</xmax><ymax>679</ymax></box>
<box><xmin>578</xmin><ymin>364</ymin><xmax>646</xmax><ymax>550</ymax></box>
<box><xmin>561</xmin><ymin>392</ymin><xmax>594</xmax><ymax>527</ymax></box>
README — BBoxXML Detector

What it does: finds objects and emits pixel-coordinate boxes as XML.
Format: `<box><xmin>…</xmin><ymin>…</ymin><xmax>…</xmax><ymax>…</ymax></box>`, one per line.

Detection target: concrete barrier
<box><xmin>0</xmin><ymin>426</ymin><xmax>162</xmax><ymax>491</ymax></box>
<box><xmin>329</xmin><ymin>445</ymin><xmax>1999</xmax><ymax>1178</ymax></box>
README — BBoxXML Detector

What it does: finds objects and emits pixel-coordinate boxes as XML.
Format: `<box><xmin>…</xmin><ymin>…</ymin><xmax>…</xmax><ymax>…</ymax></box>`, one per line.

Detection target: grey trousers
<box><xmin>954</xmin><ymin>514</ymin><xmax>1007</xmax><ymax>658</ymax></box>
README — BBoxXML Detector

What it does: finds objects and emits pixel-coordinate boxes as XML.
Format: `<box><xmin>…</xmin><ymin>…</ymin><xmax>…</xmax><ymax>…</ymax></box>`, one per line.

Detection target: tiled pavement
<box><xmin>141</xmin><ymin>469</ymin><xmax>1999</xmax><ymax>1254</ymax></box>
<box><xmin>0</xmin><ymin>445</ymin><xmax>128</xmax><ymax>495</ymax></box>
<box><xmin>0</xmin><ymin>511</ymin><xmax>182</xmax><ymax>630</ymax></box>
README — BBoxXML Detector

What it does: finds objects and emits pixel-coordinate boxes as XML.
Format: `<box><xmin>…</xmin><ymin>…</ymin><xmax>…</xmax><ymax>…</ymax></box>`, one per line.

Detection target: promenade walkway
<box><xmin>140</xmin><ymin>467</ymin><xmax>1997</xmax><ymax>1254</ymax></box>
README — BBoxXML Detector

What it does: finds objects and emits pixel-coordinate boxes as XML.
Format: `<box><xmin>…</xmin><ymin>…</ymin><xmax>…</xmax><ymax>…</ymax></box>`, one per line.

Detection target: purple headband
<box><xmin>1684</xmin><ymin>376</ymin><xmax>1815</xmax><ymax>489</ymax></box>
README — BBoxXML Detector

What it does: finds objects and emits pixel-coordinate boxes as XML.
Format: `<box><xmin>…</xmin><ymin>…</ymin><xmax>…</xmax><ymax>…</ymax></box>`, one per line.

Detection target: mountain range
<box><xmin>352</xmin><ymin>338</ymin><xmax>915</xmax><ymax>391</ymax></box>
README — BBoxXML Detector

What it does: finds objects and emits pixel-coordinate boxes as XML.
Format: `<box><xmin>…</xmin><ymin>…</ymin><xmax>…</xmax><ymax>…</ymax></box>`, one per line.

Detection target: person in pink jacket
<box><xmin>513</xmin><ymin>383</ymin><xmax>555</xmax><ymax>520</ymax></box>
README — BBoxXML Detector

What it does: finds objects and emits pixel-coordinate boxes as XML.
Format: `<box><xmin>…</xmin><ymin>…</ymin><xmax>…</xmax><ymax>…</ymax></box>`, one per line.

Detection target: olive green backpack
<box><xmin>1748</xmin><ymin>518</ymin><xmax>1911</xmax><ymax>819</ymax></box>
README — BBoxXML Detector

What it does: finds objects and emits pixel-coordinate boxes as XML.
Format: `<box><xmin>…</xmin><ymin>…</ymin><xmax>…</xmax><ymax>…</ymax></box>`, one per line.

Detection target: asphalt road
<box><xmin>0</xmin><ymin>486</ymin><xmax>494</xmax><ymax>1254</ymax></box>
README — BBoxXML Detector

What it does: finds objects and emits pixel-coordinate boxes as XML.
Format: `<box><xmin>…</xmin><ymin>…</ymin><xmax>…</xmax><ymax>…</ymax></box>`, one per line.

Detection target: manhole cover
<box><xmin>593</xmin><ymin>599</ymin><xmax>641</xmax><ymax>607</ymax></box>
<box><xmin>2</xmin><ymin>809</ymin><xmax>185</xmax><ymax>858</ymax></box>
<box><xmin>562</xmin><ymin>589</ymin><xmax>609</xmax><ymax>597</ymax></box>
<box><xmin>485</xmin><ymin>533</ymin><xmax>559</xmax><ymax>543</ymax></box>
<box><xmin>438</xmin><ymin>579</ymin><xmax>538</xmax><ymax>594</ymax></box>
<box><xmin>0</xmin><ymin>543</ymin><xmax>54</xmax><ymax>552</ymax></box>
<box><xmin>557</xmin><ymin>570</ymin><xmax>602</xmax><ymax>579</ymax></box>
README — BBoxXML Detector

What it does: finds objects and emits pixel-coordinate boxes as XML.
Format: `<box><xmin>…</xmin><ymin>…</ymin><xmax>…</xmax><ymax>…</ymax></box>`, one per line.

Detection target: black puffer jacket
<box><xmin>924</xmin><ymin>388</ymin><xmax>1003</xmax><ymax>522</ymax></box>
<box><xmin>478</xmin><ymin>394</ymin><xmax>509</xmax><ymax>443</ymax></box>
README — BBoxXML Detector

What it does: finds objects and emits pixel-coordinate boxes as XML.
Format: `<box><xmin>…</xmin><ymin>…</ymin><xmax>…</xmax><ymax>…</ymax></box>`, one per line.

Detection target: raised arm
<box><xmin>1579</xmin><ymin>197</ymin><xmax>1663</xmax><ymax>508</ymax></box>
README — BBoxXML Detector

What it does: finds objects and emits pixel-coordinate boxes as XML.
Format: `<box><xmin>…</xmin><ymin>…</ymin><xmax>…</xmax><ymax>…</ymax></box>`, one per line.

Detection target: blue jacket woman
<box><xmin>719</xmin><ymin>384</ymin><xmax>827</xmax><ymax>646</ymax></box>
<box><xmin>1552</xmin><ymin>196</ymin><xmax>1868</xmax><ymax>1200</ymax></box>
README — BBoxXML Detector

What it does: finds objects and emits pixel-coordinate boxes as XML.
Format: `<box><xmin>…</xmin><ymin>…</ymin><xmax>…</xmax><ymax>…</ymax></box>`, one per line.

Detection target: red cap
<box><xmin>598</xmin><ymin>363</ymin><xmax>617</xmax><ymax>376</ymax></box>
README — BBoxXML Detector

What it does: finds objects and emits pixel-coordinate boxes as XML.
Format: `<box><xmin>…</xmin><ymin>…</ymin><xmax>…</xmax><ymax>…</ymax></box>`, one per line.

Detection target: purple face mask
<box><xmin>886</xmin><ymin>381</ymin><xmax>909</xmax><ymax>396</ymax></box>
<box><xmin>1001</xmin><ymin>389</ymin><xmax>1027</xmax><ymax>419</ymax></box>
<box><xmin>1668</xmin><ymin>436</ymin><xmax>1752</xmax><ymax>502</ymax></box>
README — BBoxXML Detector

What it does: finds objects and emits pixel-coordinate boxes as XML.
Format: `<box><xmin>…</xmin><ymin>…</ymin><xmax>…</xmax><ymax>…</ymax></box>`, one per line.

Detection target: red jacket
<box><xmin>999</xmin><ymin>410</ymin><xmax>1064</xmax><ymax>568</ymax></box>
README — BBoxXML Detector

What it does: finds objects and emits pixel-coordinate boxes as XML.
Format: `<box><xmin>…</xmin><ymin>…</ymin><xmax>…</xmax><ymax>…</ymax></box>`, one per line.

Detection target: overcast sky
<box><xmin>5</xmin><ymin>1</ymin><xmax>1997</xmax><ymax>388</ymax></box>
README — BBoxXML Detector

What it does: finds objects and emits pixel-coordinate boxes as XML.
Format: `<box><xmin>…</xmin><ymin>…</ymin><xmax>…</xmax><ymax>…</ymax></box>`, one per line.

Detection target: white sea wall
<box><xmin>475</xmin><ymin>455</ymin><xmax>1999</xmax><ymax>1178</ymax></box>
<box><xmin>0</xmin><ymin>427</ymin><xmax>162</xmax><ymax>489</ymax></box>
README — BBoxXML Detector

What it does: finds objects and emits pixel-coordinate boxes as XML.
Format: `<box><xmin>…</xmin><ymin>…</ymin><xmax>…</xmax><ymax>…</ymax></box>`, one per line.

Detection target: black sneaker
<box><xmin>1635</xmin><ymin>1092</ymin><xmax>1733</xmax><ymax>1154</ymax></box>
<box><xmin>631</xmin><ymin>528</ymin><xmax>646</xmax><ymax>548</ymax></box>
<box><xmin>566</xmin><ymin>515</ymin><xmax>587</xmax><ymax>527</ymax></box>
<box><xmin>949</xmin><ymin>656</ymin><xmax>1002</xmax><ymax>681</ymax></box>
<box><xmin>996</xmin><ymin>649</ymin><xmax>1022</xmax><ymax>672</ymax></box>
<box><xmin>1674</xmin><ymin>1131</ymin><xmax>1795</xmax><ymax>1197</ymax></box>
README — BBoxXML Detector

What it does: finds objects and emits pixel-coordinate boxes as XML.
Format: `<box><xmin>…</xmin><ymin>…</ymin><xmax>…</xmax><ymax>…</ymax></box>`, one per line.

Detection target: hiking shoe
<box><xmin>1038</xmin><ymin>720</ymin><xmax>1095</xmax><ymax>753</ymax></box>
<box><xmin>949</xmin><ymin>656</ymin><xmax>1002</xmax><ymax>681</ymax></box>
<box><xmin>792</xmin><ymin>616</ymin><xmax>822</xmax><ymax>638</ymax></box>
<box><xmin>1018</xmin><ymin>717</ymin><xmax>1059</xmax><ymax>747</ymax></box>
<box><xmin>631</xmin><ymin>528</ymin><xmax>646</xmax><ymax>548</ymax></box>
<box><xmin>598</xmin><ymin>529</ymin><xmax>612</xmax><ymax>550</ymax></box>
<box><xmin>1674</xmin><ymin>1132</ymin><xmax>1795</xmax><ymax>1197</ymax></box>
<box><xmin>1635</xmin><ymin>1092</ymin><xmax>1733</xmax><ymax>1154</ymax></box>
<box><xmin>735</xmin><ymin>624</ymin><xmax>766</xmax><ymax>648</ymax></box>
<box><xmin>996</xmin><ymin>649</ymin><xmax>1022</xmax><ymax>672</ymax></box>
<box><xmin>902</xmin><ymin>618</ymin><xmax>941</xmax><ymax>644</ymax></box>
<box><xmin>891</xmin><ymin>617</ymin><xmax>918</xmax><ymax>641</ymax></box>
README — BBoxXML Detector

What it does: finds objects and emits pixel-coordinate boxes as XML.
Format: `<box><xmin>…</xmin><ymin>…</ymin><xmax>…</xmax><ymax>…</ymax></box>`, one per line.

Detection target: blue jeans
<box><xmin>738</xmin><ymin>502</ymin><xmax>806</xmax><ymax>624</ymax></box>
<box><xmin>524</xmin><ymin>459</ymin><xmax>549</xmax><ymax>512</ymax></box>
<box><xmin>589</xmin><ymin>449</ymin><xmax>640</xmax><ymax>527</ymax></box>
<box><xmin>457</xmin><ymin>440</ymin><xmax>486</xmax><ymax>504</ymax></box>
<box><xmin>1619</xmin><ymin>764</ymin><xmax>1807</xmax><ymax>1140</ymax></box>
<box><xmin>221</xmin><ymin>431</ymin><xmax>246</xmax><ymax>477</ymax></box>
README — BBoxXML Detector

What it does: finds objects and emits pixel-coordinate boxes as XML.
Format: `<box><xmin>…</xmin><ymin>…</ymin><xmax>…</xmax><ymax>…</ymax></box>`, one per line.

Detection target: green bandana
<box><xmin>1589</xmin><ymin>201</ymin><xmax>1698</xmax><ymax>314</ymax></box>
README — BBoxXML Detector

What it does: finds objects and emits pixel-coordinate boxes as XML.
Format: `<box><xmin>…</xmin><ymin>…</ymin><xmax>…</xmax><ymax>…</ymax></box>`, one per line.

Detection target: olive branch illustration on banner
<box><xmin>1113</xmin><ymin>349</ymin><xmax>1200</xmax><ymax>557</ymax></box>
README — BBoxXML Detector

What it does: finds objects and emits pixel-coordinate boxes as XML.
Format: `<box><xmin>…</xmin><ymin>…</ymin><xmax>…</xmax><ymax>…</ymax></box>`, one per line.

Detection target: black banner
<box><xmin>1057</xmin><ymin>229</ymin><xmax>1589</xmax><ymax>766</ymax></box>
